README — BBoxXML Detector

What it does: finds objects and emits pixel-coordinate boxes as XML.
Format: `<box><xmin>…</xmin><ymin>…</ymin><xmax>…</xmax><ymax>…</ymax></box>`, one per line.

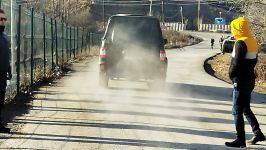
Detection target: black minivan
<box><xmin>99</xmin><ymin>14</ymin><xmax>168</xmax><ymax>88</ymax></box>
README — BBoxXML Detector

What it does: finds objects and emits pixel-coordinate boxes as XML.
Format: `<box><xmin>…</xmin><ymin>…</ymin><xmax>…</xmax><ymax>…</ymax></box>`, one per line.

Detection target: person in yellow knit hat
<box><xmin>225</xmin><ymin>16</ymin><xmax>265</xmax><ymax>148</ymax></box>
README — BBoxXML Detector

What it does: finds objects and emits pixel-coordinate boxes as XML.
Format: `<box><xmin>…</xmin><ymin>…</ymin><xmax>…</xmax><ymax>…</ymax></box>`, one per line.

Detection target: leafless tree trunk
<box><xmin>23</xmin><ymin>0</ymin><xmax>92</xmax><ymax>21</ymax></box>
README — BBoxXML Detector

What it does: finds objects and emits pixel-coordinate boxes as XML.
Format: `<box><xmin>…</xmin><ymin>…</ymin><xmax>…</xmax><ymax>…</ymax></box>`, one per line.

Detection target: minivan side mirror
<box><xmin>164</xmin><ymin>39</ymin><xmax>168</xmax><ymax>45</ymax></box>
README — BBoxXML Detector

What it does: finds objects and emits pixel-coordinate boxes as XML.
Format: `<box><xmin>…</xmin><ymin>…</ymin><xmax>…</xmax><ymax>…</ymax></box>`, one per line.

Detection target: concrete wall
<box><xmin>162</xmin><ymin>22</ymin><xmax>230</xmax><ymax>33</ymax></box>
<box><xmin>199</xmin><ymin>24</ymin><xmax>231</xmax><ymax>32</ymax></box>
<box><xmin>161</xmin><ymin>22</ymin><xmax>186</xmax><ymax>31</ymax></box>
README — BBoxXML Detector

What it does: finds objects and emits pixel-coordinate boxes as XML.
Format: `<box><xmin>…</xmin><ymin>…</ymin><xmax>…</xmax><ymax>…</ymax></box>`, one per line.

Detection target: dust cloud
<box><xmin>89</xmin><ymin>18</ymin><xmax>198</xmax><ymax>125</ymax></box>
<box><xmin>67</xmin><ymin>17</ymin><xmax>203</xmax><ymax>140</ymax></box>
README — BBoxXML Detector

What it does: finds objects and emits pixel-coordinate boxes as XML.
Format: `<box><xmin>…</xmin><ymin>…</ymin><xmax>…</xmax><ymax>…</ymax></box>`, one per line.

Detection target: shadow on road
<box><xmin>13</xmin><ymin>118</ymin><xmax>238</xmax><ymax>140</ymax></box>
<box><xmin>165</xmin><ymin>82</ymin><xmax>266</xmax><ymax>104</ymax></box>
<box><xmin>2</xmin><ymin>81</ymin><xmax>265</xmax><ymax>149</ymax></box>
<box><xmin>29</xmin><ymin>106</ymin><xmax>234</xmax><ymax>124</ymax></box>
<box><xmin>7</xmin><ymin>132</ymin><xmax>233</xmax><ymax>150</ymax></box>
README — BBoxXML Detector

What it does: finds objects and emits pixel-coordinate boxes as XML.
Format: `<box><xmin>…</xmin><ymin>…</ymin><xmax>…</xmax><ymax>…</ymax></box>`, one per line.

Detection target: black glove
<box><xmin>7</xmin><ymin>65</ymin><xmax>12</xmax><ymax>80</ymax></box>
<box><xmin>7</xmin><ymin>72</ymin><xmax>12</xmax><ymax>80</ymax></box>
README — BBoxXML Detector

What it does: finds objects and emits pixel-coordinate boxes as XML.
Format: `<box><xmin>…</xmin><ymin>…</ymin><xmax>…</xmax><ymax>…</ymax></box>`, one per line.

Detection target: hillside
<box><xmin>89</xmin><ymin>3</ymin><xmax>238</xmax><ymax>30</ymax></box>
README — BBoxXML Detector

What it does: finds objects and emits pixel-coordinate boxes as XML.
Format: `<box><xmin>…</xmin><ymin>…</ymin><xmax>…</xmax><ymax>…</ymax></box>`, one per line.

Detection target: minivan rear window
<box><xmin>105</xmin><ymin>16</ymin><xmax>163</xmax><ymax>47</ymax></box>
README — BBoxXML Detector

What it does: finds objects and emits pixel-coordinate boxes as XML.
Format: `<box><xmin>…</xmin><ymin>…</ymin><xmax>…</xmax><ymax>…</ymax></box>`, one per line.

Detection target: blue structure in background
<box><xmin>215</xmin><ymin>18</ymin><xmax>226</xmax><ymax>25</ymax></box>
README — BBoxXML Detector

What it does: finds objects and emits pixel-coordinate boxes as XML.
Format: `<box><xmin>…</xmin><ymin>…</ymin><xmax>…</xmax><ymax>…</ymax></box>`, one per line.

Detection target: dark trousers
<box><xmin>232</xmin><ymin>80</ymin><xmax>261</xmax><ymax>140</ymax></box>
<box><xmin>0</xmin><ymin>73</ymin><xmax>7</xmax><ymax>124</ymax></box>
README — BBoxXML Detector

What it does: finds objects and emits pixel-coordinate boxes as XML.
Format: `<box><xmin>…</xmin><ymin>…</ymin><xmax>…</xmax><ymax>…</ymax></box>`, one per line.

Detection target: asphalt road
<box><xmin>0</xmin><ymin>32</ymin><xmax>265</xmax><ymax>150</ymax></box>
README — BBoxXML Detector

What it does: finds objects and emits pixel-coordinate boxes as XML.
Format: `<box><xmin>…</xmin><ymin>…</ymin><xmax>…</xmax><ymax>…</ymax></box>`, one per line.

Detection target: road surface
<box><xmin>0</xmin><ymin>32</ymin><xmax>265</xmax><ymax>150</ymax></box>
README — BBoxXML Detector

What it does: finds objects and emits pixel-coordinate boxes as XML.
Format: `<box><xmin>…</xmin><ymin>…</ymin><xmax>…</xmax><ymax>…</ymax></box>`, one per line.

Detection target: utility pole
<box><xmin>67</xmin><ymin>0</ymin><xmax>70</xmax><ymax>21</ymax></box>
<box><xmin>161</xmin><ymin>0</ymin><xmax>164</xmax><ymax>25</ymax></box>
<box><xmin>41</xmin><ymin>0</ymin><xmax>45</xmax><ymax>13</ymax></box>
<box><xmin>197</xmin><ymin>0</ymin><xmax>200</xmax><ymax>30</ymax></box>
<box><xmin>59</xmin><ymin>0</ymin><xmax>61</xmax><ymax>19</ymax></box>
<box><xmin>53</xmin><ymin>0</ymin><xmax>55</xmax><ymax>18</ymax></box>
<box><xmin>76</xmin><ymin>0</ymin><xmax>78</xmax><ymax>11</ymax></box>
<box><xmin>149</xmin><ymin>0</ymin><xmax>153</xmax><ymax>16</ymax></box>
<box><xmin>11</xmin><ymin>0</ymin><xmax>14</xmax><ymax>80</ymax></box>
<box><xmin>103</xmin><ymin>0</ymin><xmax>105</xmax><ymax>29</ymax></box>
<box><xmin>62</xmin><ymin>0</ymin><xmax>65</xmax><ymax>21</ymax></box>
<box><xmin>180</xmin><ymin>6</ymin><xmax>183</xmax><ymax>25</ymax></box>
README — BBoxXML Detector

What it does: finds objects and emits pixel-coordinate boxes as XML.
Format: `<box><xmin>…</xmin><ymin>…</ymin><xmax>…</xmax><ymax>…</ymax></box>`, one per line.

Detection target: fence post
<box><xmin>51</xmin><ymin>18</ymin><xmax>54</xmax><ymax>69</ymax></box>
<box><xmin>77</xmin><ymin>27</ymin><xmax>79</xmax><ymax>55</ymax></box>
<box><xmin>84</xmin><ymin>30</ymin><xmax>87</xmax><ymax>53</ymax></box>
<box><xmin>70</xmin><ymin>27</ymin><xmax>72</xmax><ymax>58</ymax></box>
<box><xmin>86</xmin><ymin>30</ymin><xmax>88</xmax><ymax>52</ymax></box>
<box><xmin>86</xmin><ymin>30</ymin><xmax>90</xmax><ymax>54</ymax></box>
<box><xmin>43</xmin><ymin>12</ymin><xmax>46</xmax><ymax>78</ymax></box>
<box><xmin>91</xmin><ymin>33</ymin><xmax>95</xmax><ymax>46</ymax></box>
<box><xmin>66</xmin><ymin>25</ymin><xmax>68</xmax><ymax>61</ymax></box>
<box><xmin>81</xmin><ymin>28</ymin><xmax>84</xmax><ymax>54</ymax></box>
<box><xmin>30</xmin><ymin>8</ymin><xmax>34</xmax><ymax>85</ymax></box>
<box><xmin>55</xmin><ymin>20</ymin><xmax>58</xmax><ymax>66</ymax></box>
<box><xmin>73</xmin><ymin>27</ymin><xmax>76</xmax><ymax>58</ymax></box>
<box><xmin>89</xmin><ymin>32</ymin><xmax>91</xmax><ymax>54</ymax></box>
<box><xmin>61</xmin><ymin>22</ymin><xmax>64</xmax><ymax>64</ymax></box>
<box><xmin>16</xmin><ymin>5</ymin><xmax>22</xmax><ymax>94</ymax></box>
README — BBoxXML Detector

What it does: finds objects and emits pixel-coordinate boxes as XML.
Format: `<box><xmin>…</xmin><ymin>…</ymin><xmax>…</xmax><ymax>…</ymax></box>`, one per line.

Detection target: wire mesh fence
<box><xmin>0</xmin><ymin>1</ymin><xmax>102</xmax><ymax>96</ymax></box>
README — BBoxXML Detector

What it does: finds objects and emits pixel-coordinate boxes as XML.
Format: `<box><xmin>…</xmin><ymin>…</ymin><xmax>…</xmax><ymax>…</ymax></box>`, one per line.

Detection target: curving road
<box><xmin>0</xmin><ymin>32</ymin><xmax>265</xmax><ymax>150</ymax></box>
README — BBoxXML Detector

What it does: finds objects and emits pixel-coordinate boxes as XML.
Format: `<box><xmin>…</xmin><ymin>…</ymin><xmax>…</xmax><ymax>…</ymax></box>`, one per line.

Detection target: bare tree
<box><xmin>233</xmin><ymin>0</ymin><xmax>266</xmax><ymax>45</ymax></box>
<box><xmin>22</xmin><ymin>0</ymin><xmax>92</xmax><ymax>20</ymax></box>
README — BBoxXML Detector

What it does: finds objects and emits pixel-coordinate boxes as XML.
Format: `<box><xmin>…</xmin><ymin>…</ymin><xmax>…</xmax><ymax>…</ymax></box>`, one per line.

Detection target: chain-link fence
<box><xmin>0</xmin><ymin>1</ymin><xmax>102</xmax><ymax>96</ymax></box>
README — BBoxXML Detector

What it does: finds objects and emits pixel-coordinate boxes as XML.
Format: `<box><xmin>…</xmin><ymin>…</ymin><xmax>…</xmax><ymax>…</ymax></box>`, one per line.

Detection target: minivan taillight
<box><xmin>160</xmin><ymin>49</ymin><xmax>166</xmax><ymax>62</ymax></box>
<box><xmin>99</xmin><ymin>47</ymin><xmax>106</xmax><ymax>58</ymax></box>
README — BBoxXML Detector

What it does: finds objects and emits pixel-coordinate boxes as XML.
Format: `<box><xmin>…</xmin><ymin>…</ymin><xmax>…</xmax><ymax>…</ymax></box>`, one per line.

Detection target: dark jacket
<box><xmin>0</xmin><ymin>32</ymin><xmax>10</xmax><ymax>73</ymax></box>
<box><xmin>229</xmin><ymin>41</ymin><xmax>257</xmax><ymax>83</ymax></box>
<box><xmin>229</xmin><ymin>17</ymin><xmax>258</xmax><ymax>84</ymax></box>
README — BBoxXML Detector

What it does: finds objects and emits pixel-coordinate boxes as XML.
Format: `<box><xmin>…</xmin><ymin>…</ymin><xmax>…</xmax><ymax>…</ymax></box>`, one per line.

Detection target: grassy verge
<box><xmin>207</xmin><ymin>53</ymin><xmax>266</xmax><ymax>94</ymax></box>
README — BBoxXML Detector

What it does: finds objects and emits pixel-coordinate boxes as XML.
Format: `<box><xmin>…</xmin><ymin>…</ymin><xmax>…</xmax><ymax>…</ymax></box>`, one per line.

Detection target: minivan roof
<box><xmin>104</xmin><ymin>15</ymin><xmax>161</xmax><ymax>39</ymax></box>
<box><xmin>111</xmin><ymin>14</ymin><xmax>144</xmax><ymax>17</ymax></box>
<box><xmin>109</xmin><ymin>14</ymin><xmax>158</xmax><ymax>20</ymax></box>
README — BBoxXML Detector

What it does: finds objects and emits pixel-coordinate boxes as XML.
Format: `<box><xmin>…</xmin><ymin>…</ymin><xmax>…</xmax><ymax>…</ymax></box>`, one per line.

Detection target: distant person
<box><xmin>219</xmin><ymin>35</ymin><xmax>224</xmax><ymax>52</ymax></box>
<box><xmin>210</xmin><ymin>38</ymin><xmax>215</xmax><ymax>49</ymax></box>
<box><xmin>225</xmin><ymin>16</ymin><xmax>265</xmax><ymax>148</ymax></box>
<box><xmin>0</xmin><ymin>9</ymin><xmax>11</xmax><ymax>133</ymax></box>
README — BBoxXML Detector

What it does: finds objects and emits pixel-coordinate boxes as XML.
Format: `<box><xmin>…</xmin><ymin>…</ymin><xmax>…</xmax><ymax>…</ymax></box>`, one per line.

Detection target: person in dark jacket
<box><xmin>0</xmin><ymin>9</ymin><xmax>12</xmax><ymax>133</ymax></box>
<box><xmin>210</xmin><ymin>38</ymin><xmax>215</xmax><ymax>49</ymax></box>
<box><xmin>219</xmin><ymin>35</ymin><xmax>224</xmax><ymax>52</ymax></box>
<box><xmin>225</xmin><ymin>16</ymin><xmax>265</xmax><ymax>148</ymax></box>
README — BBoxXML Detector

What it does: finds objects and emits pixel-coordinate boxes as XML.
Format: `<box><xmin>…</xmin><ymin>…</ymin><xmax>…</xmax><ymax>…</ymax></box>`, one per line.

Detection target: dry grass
<box><xmin>208</xmin><ymin>53</ymin><xmax>266</xmax><ymax>94</ymax></box>
<box><xmin>68</xmin><ymin>46</ymin><xmax>99</xmax><ymax>63</ymax></box>
<box><xmin>162</xmin><ymin>30</ymin><xmax>202</xmax><ymax>49</ymax></box>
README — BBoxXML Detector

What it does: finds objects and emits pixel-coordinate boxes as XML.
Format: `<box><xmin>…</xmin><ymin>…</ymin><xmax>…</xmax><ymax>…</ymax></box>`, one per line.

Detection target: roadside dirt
<box><xmin>2</xmin><ymin>46</ymin><xmax>100</xmax><ymax>134</ymax></box>
<box><xmin>206</xmin><ymin>53</ymin><xmax>266</xmax><ymax>94</ymax></box>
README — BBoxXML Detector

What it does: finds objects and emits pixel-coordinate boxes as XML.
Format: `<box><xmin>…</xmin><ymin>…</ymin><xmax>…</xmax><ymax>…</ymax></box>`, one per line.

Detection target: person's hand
<box><xmin>7</xmin><ymin>65</ymin><xmax>12</xmax><ymax>80</ymax></box>
<box><xmin>233</xmin><ymin>83</ymin><xmax>237</xmax><ymax>88</ymax></box>
<box><xmin>7</xmin><ymin>72</ymin><xmax>12</xmax><ymax>80</ymax></box>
